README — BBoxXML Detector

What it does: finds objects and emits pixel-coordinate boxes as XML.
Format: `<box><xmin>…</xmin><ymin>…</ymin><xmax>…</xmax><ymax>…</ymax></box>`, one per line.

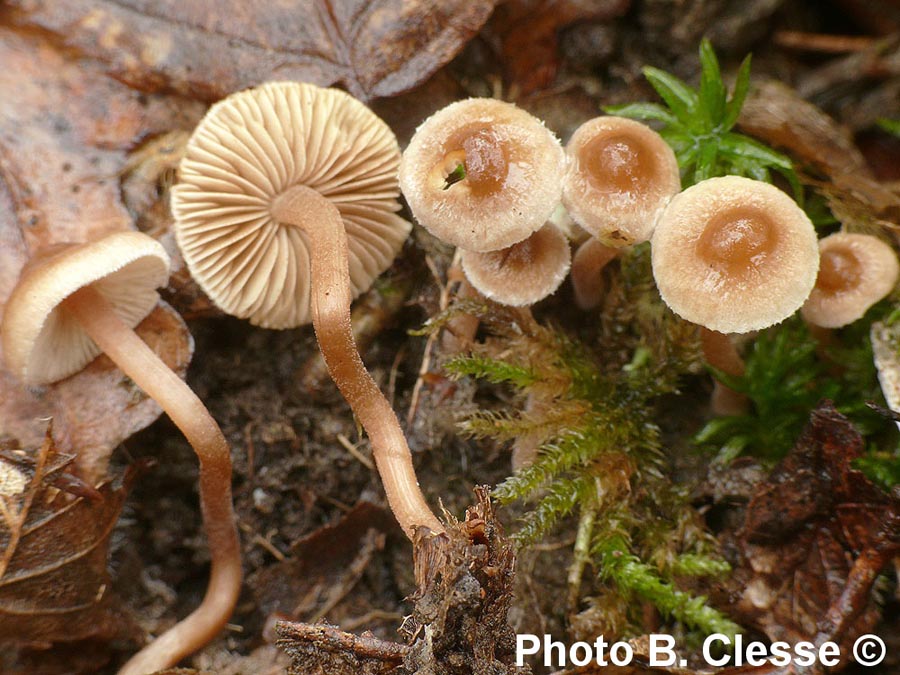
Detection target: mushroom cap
<box><xmin>398</xmin><ymin>98</ymin><xmax>565</xmax><ymax>253</ymax></box>
<box><xmin>460</xmin><ymin>222</ymin><xmax>571</xmax><ymax>307</ymax></box>
<box><xmin>562</xmin><ymin>116</ymin><xmax>680</xmax><ymax>247</ymax></box>
<box><xmin>2</xmin><ymin>231</ymin><xmax>170</xmax><ymax>385</ymax></box>
<box><xmin>651</xmin><ymin>176</ymin><xmax>819</xmax><ymax>333</ymax></box>
<box><xmin>172</xmin><ymin>81</ymin><xmax>411</xmax><ymax>329</ymax></box>
<box><xmin>801</xmin><ymin>232</ymin><xmax>899</xmax><ymax>328</ymax></box>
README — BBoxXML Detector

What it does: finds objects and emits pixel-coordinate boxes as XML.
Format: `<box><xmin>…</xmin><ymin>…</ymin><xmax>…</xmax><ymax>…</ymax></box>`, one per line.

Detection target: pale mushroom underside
<box><xmin>173</xmin><ymin>81</ymin><xmax>411</xmax><ymax>329</ymax></box>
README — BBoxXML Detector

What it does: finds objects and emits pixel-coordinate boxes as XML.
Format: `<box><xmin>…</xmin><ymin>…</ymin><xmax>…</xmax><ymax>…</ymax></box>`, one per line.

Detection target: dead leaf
<box><xmin>0</xmin><ymin>428</ymin><xmax>137</xmax><ymax>649</ymax></box>
<box><xmin>0</xmin><ymin>30</ymin><xmax>202</xmax><ymax>483</ymax></box>
<box><xmin>252</xmin><ymin>501</ymin><xmax>397</xmax><ymax>621</ymax></box>
<box><xmin>0</xmin><ymin>28</ymin><xmax>205</xmax><ymax>248</ymax></box>
<box><xmin>4</xmin><ymin>0</ymin><xmax>499</xmax><ymax>102</ymax></box>
<box><xmin>730</xmin><ymin>402</ymin><xmax>896</xmax><ymax>661</ymax></box>
<box><xmin>739</xmin><ymin>80</ymin><xmax>900</xmax><ymax>228</ymax></box>
<box><xmin>489</xmin><ymin>0</ymin><xmax>630</xmax><ymax>95</ymax></box>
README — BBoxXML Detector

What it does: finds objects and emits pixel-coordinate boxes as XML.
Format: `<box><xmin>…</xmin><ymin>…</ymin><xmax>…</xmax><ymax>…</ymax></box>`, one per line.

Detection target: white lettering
<box><xmin>649</xmin><ymin>634</ymin><xmax>676</xmax><ymax>666</ymax></box>
<box><xmin>703</xmin><ymin>634</ymin><xmax>732</xmax><ymax>667</ymax></box>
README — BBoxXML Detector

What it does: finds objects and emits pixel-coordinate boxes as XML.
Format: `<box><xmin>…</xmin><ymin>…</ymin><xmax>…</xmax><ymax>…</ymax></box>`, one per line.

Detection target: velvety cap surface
<box><xmin>399</xmin><ymin>98</ymin><xmax>564</xmax><ymax>253</ymax></box>
<box><xmin>460</xmin><ymin>222</ymin><xmax>571</xmax><ymax>306</ymax></box>
<box><xmin>801</xmin><ymin>232</ymin><xmax>899</xmax><ymax>328</ymax></box>
<box><xmin>563</xmin><ymin>116</ymin><xmax>680</xmax><ymax>247</ymax></box>
<box><xmin>651</xmin><ymin>176</ymin><xmax>819</xmax><ymax>333</ymax></box>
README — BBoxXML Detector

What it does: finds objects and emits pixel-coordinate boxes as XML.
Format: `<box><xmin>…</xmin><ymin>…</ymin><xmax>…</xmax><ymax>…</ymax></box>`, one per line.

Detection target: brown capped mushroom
<box><xmin>801</xmin><ymin>232</ymin><xmax>899</xmax><ymax>328</ymax></box>
<box><xmin>459</xmin><ymin>221</ymin><xmax>571</xmax><ymax>307</ymax></box>
<box><xmin>399</xmin><ymin>98</ymin><xmax>565</xmax><ymax>253</ymax></box>
<box><xmin>562</xmin><ymin>117</ymin><xmax>680</xmax><ymax>309</ymax></box>
<box><xmin>1</xmin><ymin>231</ymin><xmax>241</xmax><ymax>675</ymax></box>
<box><xmin>172</xmin><ymin>81</ymin><xmax>443</xmax><ymax>539</ymax></box>
<box><xmin>651</xmin><ymin>176</ymin><xmax>819</xmax><ymax>334</ymax></box>
<box><xmin>563</xmin><ymin>116</ymin><xmax>681</xmax><ymax>247</ymax></box>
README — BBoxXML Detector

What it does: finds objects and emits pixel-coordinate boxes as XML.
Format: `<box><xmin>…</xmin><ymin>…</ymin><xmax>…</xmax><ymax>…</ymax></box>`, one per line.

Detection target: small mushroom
<box><xmin>651</xmin><ymin>176</ymin><xmax>819</xmax><ymax>334</ymax></box>
<box><xmin>459</xmin><ymin>221</ymin><xmax>571</xmax><ymax>307</ymax></box>
<box><xmin>1</xmin><ymin>231</ymin><xmax>241</xmax><ymax>675</ymax></box>
<box><xmin>563</xmin><ymin>116</ymin><xmax>680</xmax><ymax>247</ymax></box>
<box><xmin>399</xmin><ymin>98</ymin><xmax>565</xmax><ymax>253</ymax></box>
<box><xmin>562</xmin><ymin>117</ymin><xmax>680</xmax><ymax>309</ymax></box>
<box><xmin>172</xmin><ymin>81</ymin><xmax>443</xmax><ymax>538</ymax></box>
<box><xmin>801</xmin><ymin>232</ymin><xmax>899</xmax><ymax>328</ymax></box>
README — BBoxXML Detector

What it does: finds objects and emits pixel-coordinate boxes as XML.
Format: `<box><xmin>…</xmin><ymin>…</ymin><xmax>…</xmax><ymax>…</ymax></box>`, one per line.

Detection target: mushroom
<box><xmin>651</xmin><ymin>176</ymin><xmax>819</xmax><ymax>334</ymax></box>
<box><xmin>1</xmin><ymin>231</ymin><xmax>241</xmax><ymax>675</ymax></box>
<box><xmin>171</xmin><ymin>81</ymin><xmax>443</xmax><ymax>538</ymax></box>
<box><xmin>801</xmin><ymin>232</ymin><xmax>899</xmax><ymax>328</ymax></box>
<box><xmin>563</xmin><ymin>116</ymin><xmax>680</xmax><ymax>247</ymax></box>
<box><xmin>459</xmin><ymin>221</ymin><xmax>571</xmax><ymax>307</ymax></box>
<box><xmin>562</xmin><ymin>116</ymin><xmax>680</xmax><ymax>309</ymax></box>
<box><xmin>399</xmin><ymin>97</ymin><xmax>565</xmax><ymax>253</ymax></box>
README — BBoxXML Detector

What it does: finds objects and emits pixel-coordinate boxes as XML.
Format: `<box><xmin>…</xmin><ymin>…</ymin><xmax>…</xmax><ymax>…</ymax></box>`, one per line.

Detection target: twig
<box><xmin>336</xmin><ymin>433</ymin><xmax>374</xmax><ymax>470</ymax></box>
<box><xmin>276</xmin><ymin>620</ymin><xmax>409</xmax><ymax>662</ymax></box>
<box><xmin>774</xmin><ymin>31</ymin><xmax>876</xmax><ymax>54</ymax></box>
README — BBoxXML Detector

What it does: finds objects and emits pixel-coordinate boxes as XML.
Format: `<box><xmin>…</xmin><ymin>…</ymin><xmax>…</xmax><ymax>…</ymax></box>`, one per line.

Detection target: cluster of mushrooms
<box><xmin>1</xmin><ymin>80</ymin><xmax>897</xmax><ymax>673</ymax></box>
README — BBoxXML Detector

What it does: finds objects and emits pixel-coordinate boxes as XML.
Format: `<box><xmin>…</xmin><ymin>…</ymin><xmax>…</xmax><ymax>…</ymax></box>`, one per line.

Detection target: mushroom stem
<box><xmin>61</xmin><ymin>286</ymin><xmax>241</xmax><ymax>675</ymax></box>
<box><xmin>570</xmin><ymin>238</ymin><xmax>619</xmax><ymax>310</ymax></box>
<box><xmin>273</xmin><ymin>185</ymin><xmax>444</xmax><ymax>538</ymax></box>
<box><xmin>699</xmin><ymin>327</ymin><xmax>750</xmax><ymax>416</ymax></box>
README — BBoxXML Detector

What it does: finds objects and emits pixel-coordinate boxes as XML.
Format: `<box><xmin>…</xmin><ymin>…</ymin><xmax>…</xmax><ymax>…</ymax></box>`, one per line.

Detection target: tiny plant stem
<box><xmin>571</xmin><ymin>238</ymin><xmax>619</xmax><ymax>310</ymax></box>
<box><xmin>700</xmin><ymin>327</ymin><xmax>749</xmax><ymax>416</ymax></box>
<box><xmin>62</xmin><ymin>286</ymin><xmax>242</xmax><ymax>675</ymax></box>
<box><xmin>442</xmin><ymin>162</ymin><xmax>466</xmax><ymax>190</ymax></box>
<box><xmin>272</xmin><ymin>185</ymin><xmax>444</xmax><ymax>539</ymax></box>
<box><xmin>566</xmin><ymin>497</ymin><xmax>597</xmax><ymax>612</ymax></box>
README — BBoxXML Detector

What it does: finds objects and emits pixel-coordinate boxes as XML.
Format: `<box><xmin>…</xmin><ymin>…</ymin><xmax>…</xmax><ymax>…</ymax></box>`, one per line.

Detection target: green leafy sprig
<box><xmin>607</xmin><ymin>39</ymin><xmax>799</xmax><ymax>195</ymax></box>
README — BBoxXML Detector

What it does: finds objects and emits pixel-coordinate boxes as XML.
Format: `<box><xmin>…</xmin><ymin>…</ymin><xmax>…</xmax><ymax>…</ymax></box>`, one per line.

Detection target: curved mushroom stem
<box><xmin>273</xmin><ymin>185</ymin><xmax>444</xmax><ymax>539</ymax></box>
<box><xmin>571</xmin><ymin>238</ymin><xmax>619</xmax><ymax>310</ymax></box>
<box><xmin>62</xmin><ymin>286</ymin><xmax>241</xmax><ymax>675</ymax></box>
<box><xmin>700</xmin><ymin>327</ymin><xmax>750</xmax><ymax>416</ymax></box>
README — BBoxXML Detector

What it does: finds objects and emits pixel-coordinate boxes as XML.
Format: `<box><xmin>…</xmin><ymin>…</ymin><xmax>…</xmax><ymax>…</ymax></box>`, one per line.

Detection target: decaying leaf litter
<box><xmin>0</xmin><ymin>0</ymin><xmax>899</xmax><ymax>673</ymax></box>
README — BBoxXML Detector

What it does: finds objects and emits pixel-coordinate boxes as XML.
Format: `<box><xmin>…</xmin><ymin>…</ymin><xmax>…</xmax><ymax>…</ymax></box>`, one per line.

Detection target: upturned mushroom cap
<box><xmin>399</xmin><ymin>98</ymin><xmax>565</xmax><ymax>253</ymax></box>
<box><xmin>460</xmin><ymin>222</ymin><xmax>571</xmax><ymax>306</ymax></box>
<box><xmin>562</xmin><ymin>116</ymin><xmax>680</xmax><ymax>247</ymax></box>
<box><xmin>651</xmin><ymin>176</ymin><xmax>819</xmax><ymax>333</ymax></box>
<box><xmin>2</xmin><ymin>231</ymin><xmax>170</xmax><ymax>385</ymax></box>
<box><xmin>172</xmin><ymin>81</ymin><xmax>411</xmax><ymax>329</ymax></box>
<box><xmin>801</xmin><ymin>232</ymin><xmax>899</xmax><ymax>328</ymax></box>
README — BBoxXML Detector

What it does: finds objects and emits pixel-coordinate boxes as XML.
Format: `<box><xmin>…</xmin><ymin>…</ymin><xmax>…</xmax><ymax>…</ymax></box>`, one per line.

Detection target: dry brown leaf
<box><xmin>731</xmin><ymin>403</ymin><xmax>896</xmax><ymax>660</ymax></box>
<box><xmin>4</xmin><ymin>0</ymin><xmax>498</xmax><ymax>102</ymax></box>
<box><xmin>739</xmin><ymin>80</ymin><xmax>900</xmax><ymax>229</ymax></box>
<box><xmin>489</xmin><ymin>0</ymin><xmax>630</xmax><ymax>95</ymax></box>
<box><xmin>0</xmin><ymin>429</ymin><xmax>136</xmax><ymax>649</ymax></box>
<box><xmin>0</xmin><ymin>28</ymin><xmax>205</xmax><ymax>248</ymax></box>
<box><xmin>0</xmin><ymin>30</ymin><xmax>202</xmax><ymax>484</ymax></box>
